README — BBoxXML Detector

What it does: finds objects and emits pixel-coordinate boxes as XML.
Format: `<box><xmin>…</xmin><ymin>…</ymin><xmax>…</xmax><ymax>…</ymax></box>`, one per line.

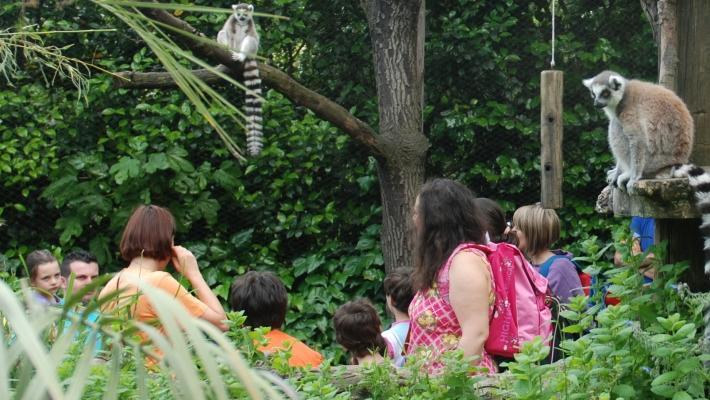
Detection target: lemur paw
<box><xmin>616</xmin><ymin>173</ymin><xmax>631</xmax><ymax>191</ymax></box>
<box><xmin>607</xmin><ymin>167</ymin><xmax>620</xmax><ymax>185</ymax></box>
<box><xmin>232</xmin><ymin>52</ymin><xmax>246</xmax><ymax>62</ymax></box>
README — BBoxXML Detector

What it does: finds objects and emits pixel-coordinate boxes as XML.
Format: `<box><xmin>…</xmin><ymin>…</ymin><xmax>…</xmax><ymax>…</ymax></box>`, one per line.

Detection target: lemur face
<box><xmin>232</xmin><ymin>3</ymin><xmax>254</xmax><ymax>25</ymax></box>
<box><xmin>583</xmin><ymin>71</ymin><xmax>625</xmax><ymax>110</ymax></box>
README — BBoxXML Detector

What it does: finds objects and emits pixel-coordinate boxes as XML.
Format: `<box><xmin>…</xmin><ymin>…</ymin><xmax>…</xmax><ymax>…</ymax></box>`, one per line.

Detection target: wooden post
<box><xmin>540</xmin><ymin>70</ymin><xmax>564</xmax><ymax>209</ymax></box>
<box><xmin>632</xmin><ymin>0</ymin><xmax>710</xmax><ymax>291</ymax></box>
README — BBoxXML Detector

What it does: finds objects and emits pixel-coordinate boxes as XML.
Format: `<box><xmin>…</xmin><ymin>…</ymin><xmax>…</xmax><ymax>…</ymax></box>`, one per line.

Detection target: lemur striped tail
<box><xmin>243</xmin><ymin>59</ymin><xmax>263</xmax><ymax>156</ymax></box>
<box><xmin>672</xmin><ymin>163</ymin><xmax>710</xmax><ymax>366</ymax></box>
<box><xmin>672</xmin><ymin>163</ymin><xmax>710</xmax><ymax>275</ymax></box>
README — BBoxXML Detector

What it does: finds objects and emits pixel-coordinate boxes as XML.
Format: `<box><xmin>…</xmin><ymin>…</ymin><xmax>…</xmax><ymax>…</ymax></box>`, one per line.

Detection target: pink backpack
<box><xmin>471</xmin><ymin>242</ymin><xmax>553</xmax><ymax>358</ymax></box>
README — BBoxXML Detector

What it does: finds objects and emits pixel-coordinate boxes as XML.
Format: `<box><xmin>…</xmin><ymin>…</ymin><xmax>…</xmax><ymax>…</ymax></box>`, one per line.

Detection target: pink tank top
<box><xmin>406</xmin><ymin>244</ymin><xmax>497</xmax><ymax>374</ymax></box>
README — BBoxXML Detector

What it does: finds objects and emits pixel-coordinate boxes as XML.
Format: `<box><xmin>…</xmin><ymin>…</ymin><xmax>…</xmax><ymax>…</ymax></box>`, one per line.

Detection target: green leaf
<box><xmin>56</xmin><ymin>216</ymin><xmax>83</xmax><ymax>244</ymax></box>
<box><xmin>109</xmin><ymin>156</ymin><xmax>141</xmax><ymax>184</ymax></box>
<box><xmin>652</xmin><ymin>371</ymin><xmax>680</xmax><ymax>387</ymax></box>
<box><xmin>166</xmin><ymin>147</ymin><xmax>194</xmax><ymax>172</ymax></box>
<box><xmin>651</xmin><ymin>385</ymin><xmax>676</xmax><ymax>398</ymax></box>
<box><xmin>144</xmin><ymin>153</ymin><xmax>170</xmax><ymax>173</ymax></box>
<box><xmin>672</xmin><ymin>391</ymin><xmax>692</xmax><ymax>400</ymax></box>
<box><xmin>612</xmin><ymin>384</ymin><xmax>635</xmax><ymax>398</ymax></box>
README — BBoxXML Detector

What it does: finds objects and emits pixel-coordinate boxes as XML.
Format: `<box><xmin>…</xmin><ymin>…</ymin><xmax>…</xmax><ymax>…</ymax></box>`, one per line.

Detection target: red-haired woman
<box><xmin>99</xmin><ymin>205</ymin><xmax>227</xmax><ymax>362</ymax></box>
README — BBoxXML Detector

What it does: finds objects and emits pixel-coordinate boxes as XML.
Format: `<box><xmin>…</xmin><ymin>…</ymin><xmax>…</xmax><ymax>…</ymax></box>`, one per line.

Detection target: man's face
<box><xmin>65</xmin><ymin>261</ymin><xmax>100</xmax><ymax>302</ymax></box>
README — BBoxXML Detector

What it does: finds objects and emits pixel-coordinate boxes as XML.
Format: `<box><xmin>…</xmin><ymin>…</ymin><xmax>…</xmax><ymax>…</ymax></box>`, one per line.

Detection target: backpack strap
<box><xmin>538</xmin><ymin>254</ymin><xmax>568</xmax><ymax>277</ymax></box>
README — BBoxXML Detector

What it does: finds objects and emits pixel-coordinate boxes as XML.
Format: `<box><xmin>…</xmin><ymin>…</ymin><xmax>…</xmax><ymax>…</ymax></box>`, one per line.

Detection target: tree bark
<box><xmin>639</xmin><ymin>0</ymin><xmax>660</xmax><ymax>44</ymax></box>
<box><xmin>657</xmin><ymin>0</ymin><xmax>678</xmax><ymax>92</ymax></box>
<box><xmin>361</xmin><ymin>0</ymin><xmax>429</xmax><ymax>272</ymax></box>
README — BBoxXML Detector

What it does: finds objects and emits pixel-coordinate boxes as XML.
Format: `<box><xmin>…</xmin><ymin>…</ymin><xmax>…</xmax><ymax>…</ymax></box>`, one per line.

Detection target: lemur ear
<box><xmin>582</xmin><ymin>78</ymin><xmax>593</xmax><ymax>88</ymax></box>
<box><xmin>609</xmin><ymin>75</ymin><xmax>623</xmax><ymax>91</ymax></box>
<box><xmin>248</xmin><ymin>4</ymin><xmax>254</xmax><ymax>12</ymax></box>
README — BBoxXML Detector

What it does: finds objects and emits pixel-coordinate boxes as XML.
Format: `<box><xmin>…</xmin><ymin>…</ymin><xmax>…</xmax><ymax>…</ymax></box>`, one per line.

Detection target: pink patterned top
<box><xmin>406</xmin><ymin>244</ymin><xmax>497</xmax><ymax>374</ymax></box>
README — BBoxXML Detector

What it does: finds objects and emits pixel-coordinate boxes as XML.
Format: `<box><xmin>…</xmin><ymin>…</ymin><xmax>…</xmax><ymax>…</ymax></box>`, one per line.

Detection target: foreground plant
<box><xmin>0</xmin><ymin>278</ymin><xmax>290</xmax><ymax>399</ymax></box>
<box><xmin>500</xmin><ymin>235</ymin><xmax>710</xmax><ymax>399</ymax></box>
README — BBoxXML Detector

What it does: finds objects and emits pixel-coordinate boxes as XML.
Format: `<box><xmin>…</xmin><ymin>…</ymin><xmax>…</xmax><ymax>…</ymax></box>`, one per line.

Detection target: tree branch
<box><xmin>640</xmin><ymin>0</ymin><xmax>660</xmax><ymax>44</ymax></box>
<box><xmin>115</xmin><ymin>8</ymin><xmax>383</xmax><ymax>157</ymax></box>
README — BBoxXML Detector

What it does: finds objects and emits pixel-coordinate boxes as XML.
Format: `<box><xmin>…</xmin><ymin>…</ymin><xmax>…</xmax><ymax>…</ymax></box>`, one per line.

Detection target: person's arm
<box><xmin>614</xmin><ymin>238</ymin><xmax>655</xmax><ymax>277</ymax></box>
<box><xmin>172</xmin><ymin>246</ymin><xmax>228</xmax><ymax>331</ymax></box>
<box><xmin>448</xmin><ymin>251</ymin><xmax>491</xmax><ymax>361</ymax></box>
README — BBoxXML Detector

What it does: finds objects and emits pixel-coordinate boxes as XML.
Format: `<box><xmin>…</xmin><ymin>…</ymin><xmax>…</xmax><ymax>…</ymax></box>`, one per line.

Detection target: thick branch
<box><xmin>118</xmin><ymin>8</ymin><xmax>382</xmax><ymax>157</ymax></box>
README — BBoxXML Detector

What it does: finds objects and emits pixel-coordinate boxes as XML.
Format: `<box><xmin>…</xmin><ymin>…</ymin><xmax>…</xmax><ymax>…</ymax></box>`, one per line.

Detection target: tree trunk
<box><xmin>361</xmin><ymin>0</ymin><xmax>429</xmax><ymax>272</ymax></box>
<box><xmin>657</xmin><ymin>0</ymin><xmax>678</xmax><ymax>92</ymax></box>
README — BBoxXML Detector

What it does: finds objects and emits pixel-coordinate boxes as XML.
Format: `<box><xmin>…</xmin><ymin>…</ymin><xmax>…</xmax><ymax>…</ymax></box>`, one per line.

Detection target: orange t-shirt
<box><xmin>99</xmin><ymin>269</ymin><xmax>208</xmax><ymax>366</ymax></box>
<box><xmin>258</xmin><ymin>329</ymin><xmax>324</xmax><ymax>368</ymax></box>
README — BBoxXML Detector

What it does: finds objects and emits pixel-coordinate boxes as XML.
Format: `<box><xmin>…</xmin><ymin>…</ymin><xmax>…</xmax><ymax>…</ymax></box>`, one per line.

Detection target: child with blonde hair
<box><xmin>511</xmin><ymin>204</ymin><xmax>583</xmax><ymax>303</ymax></box>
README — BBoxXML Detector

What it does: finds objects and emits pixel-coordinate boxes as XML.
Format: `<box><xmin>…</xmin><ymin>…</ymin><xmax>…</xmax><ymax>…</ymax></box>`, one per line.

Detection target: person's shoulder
<box><xmin>451</xmin><ymin>247</ymin><xmax>488</xmax><ymax>265</ymax></box>
<box><xmin>146</xmin><ymin>270</ymin><xmax>174</xmax><ymax>281</ymax></box>
<box><xmin>549</xmin><ymin>255</ymin><xmax>575</xmax><ymax>269</ymax></box>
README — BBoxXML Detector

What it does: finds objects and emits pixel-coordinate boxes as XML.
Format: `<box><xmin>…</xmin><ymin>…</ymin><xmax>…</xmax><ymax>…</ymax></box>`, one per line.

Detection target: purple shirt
<box><xmin>533</xmin><ymin>252</ymin><xmax>583</xmax><ymax>303</ymax></box>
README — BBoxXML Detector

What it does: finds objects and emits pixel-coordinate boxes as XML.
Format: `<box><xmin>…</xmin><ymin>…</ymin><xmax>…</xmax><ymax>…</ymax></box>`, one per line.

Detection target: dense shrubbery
<box><xmin>2</xmin><ymin>0</ymin><xmax>657</xmax><ymax>361</ymax></box>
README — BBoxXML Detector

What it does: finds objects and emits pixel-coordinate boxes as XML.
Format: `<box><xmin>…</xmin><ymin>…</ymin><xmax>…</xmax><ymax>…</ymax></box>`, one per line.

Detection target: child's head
<box><xmin>333</xmin><ymin>298</ymin><xmax>387</xmax><ymax>362</ymax></box>
<box><xmin>512</xmin><ymin>204</ymin><xmax>560</xmax><ymax>256</ymax></box>
<box><xmin>474</xmin><ymin>197</ymin><xmax>509</xmax><ymax>243</ymax></box>
<box><xmin>383</xmin><ymin>267</ymin><xmax>414</xmax><ymax>316</ymax></box>
<box><xmin>228</xmin><ymin>271</ymin><xmax>287</xmax><ymax>330</ymax></box>
<box><xmin>26</xmin><ymin>250</ymin><xmax>61</xmax><ymax>296</ymax></box>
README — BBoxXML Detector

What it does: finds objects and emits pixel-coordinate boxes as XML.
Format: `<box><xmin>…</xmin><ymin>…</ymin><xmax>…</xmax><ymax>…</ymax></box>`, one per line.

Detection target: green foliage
<box><xmin>500</xmin><ymin>236</ymin><xmax>710</xmax><ymax>399</ymax></box>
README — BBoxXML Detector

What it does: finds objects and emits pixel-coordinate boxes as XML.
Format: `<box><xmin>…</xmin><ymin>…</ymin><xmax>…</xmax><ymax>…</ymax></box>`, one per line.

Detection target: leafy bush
<box><xmin>0</xmin><ymin>278</ymin><xmax>290</xmax><ymax>399</ymax></box>
<box><xmin>499</xmin><ymin>231</ymin><xmax>710</xmax><ymax>399</ymax></box>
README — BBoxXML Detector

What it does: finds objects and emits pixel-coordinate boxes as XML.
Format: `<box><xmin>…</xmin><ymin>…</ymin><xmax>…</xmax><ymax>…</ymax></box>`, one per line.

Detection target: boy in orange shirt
<box><xmin>228</xmin><ymin>271</ymin><xmax>323</xmax><ymax>368</ymax></box>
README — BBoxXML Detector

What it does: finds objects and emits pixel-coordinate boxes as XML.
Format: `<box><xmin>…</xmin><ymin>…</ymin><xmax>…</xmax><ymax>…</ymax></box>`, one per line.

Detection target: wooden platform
<box><xmin>609</xmin><ymin>176</ymin><xmax>708</xmax><ymax>291</ymax></box>
<box><xmin>611</xmin><ymin>177</ymin><xmax>698</xmax><ymax>219</ymax></box>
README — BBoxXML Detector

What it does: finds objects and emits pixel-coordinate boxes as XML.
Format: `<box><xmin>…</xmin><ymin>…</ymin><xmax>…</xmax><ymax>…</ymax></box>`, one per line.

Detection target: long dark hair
<box><xmin>474</xmin><ymin>197</ymin><xmax>509</xmax><ymax>243</ymax></box>
<box><xmin>412</xmin><ymin>179</ymin><xmax>486</xmax><ymax>292</ymax></box>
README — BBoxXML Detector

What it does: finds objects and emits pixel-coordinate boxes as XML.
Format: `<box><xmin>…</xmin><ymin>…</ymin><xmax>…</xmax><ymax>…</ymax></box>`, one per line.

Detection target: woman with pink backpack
<box><xmin>406</xmin><ymin>179</ymin><xmax>497</xmax><ymax>374</ymax></box>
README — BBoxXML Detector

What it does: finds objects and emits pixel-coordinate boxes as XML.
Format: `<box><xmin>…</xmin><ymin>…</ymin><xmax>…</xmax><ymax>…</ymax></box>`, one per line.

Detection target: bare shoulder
<box><xmin>449</xmin><ymin>250</ymin><xmax>490</xmax><ymax>279</ymax></box>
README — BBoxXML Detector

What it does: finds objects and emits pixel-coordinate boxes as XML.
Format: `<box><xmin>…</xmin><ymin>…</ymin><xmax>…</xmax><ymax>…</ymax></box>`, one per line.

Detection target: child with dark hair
<box><xmin>381</xmin><ymin>267</ymin><xmax>414</xmax><ymax>367</ymax></box>
<box><xmin>333</xmin><ymin>298</ymin><xmax>388</xmax><ymax>366</ymax></box>
<box><xmin>229</xmin><ymin>271</ymin><xmax>323</xmax><ymax>368</ymax></box>
<box><xmin>474</xmin><ymin>197</ymin><xmax>513</xmax><ymax>244</ymax></box>
<box><xmin>25</xmin><ymin>249</ymin><xmax>62</xmax><ymax>306</ymax></box>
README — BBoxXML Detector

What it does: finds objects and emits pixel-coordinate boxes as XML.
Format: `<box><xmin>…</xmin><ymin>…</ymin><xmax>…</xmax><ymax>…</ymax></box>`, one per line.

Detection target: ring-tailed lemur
<box><xmin>217</xmin><ymin>3</ymin><xmax>263</xmax><ymax>156</ymax></box>
<box><xmin>582</xmin><ymin>70</ymin><xmax>708</xmax><ymax>267</ymax></box>
<box><xmin>584</xmin><ymin>70</ymin><xmax>710</xmax><ymax>359</ymax></box>
<box><xmin>583</xmin><ymin>70</ymin><xmax>694</xmax><ymax>193</ymax></box>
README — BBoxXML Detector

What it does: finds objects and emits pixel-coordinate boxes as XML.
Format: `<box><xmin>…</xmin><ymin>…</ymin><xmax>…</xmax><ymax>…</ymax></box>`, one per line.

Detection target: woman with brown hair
<box><xmin>99</xmin><ymin>205</ymin><xmax>227</xmax><ymax>360</ymax></box>
<box><xmin>406</xmin><ymin>179</ymin><xmax>497</xmax><ymax>374</ymax></box>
